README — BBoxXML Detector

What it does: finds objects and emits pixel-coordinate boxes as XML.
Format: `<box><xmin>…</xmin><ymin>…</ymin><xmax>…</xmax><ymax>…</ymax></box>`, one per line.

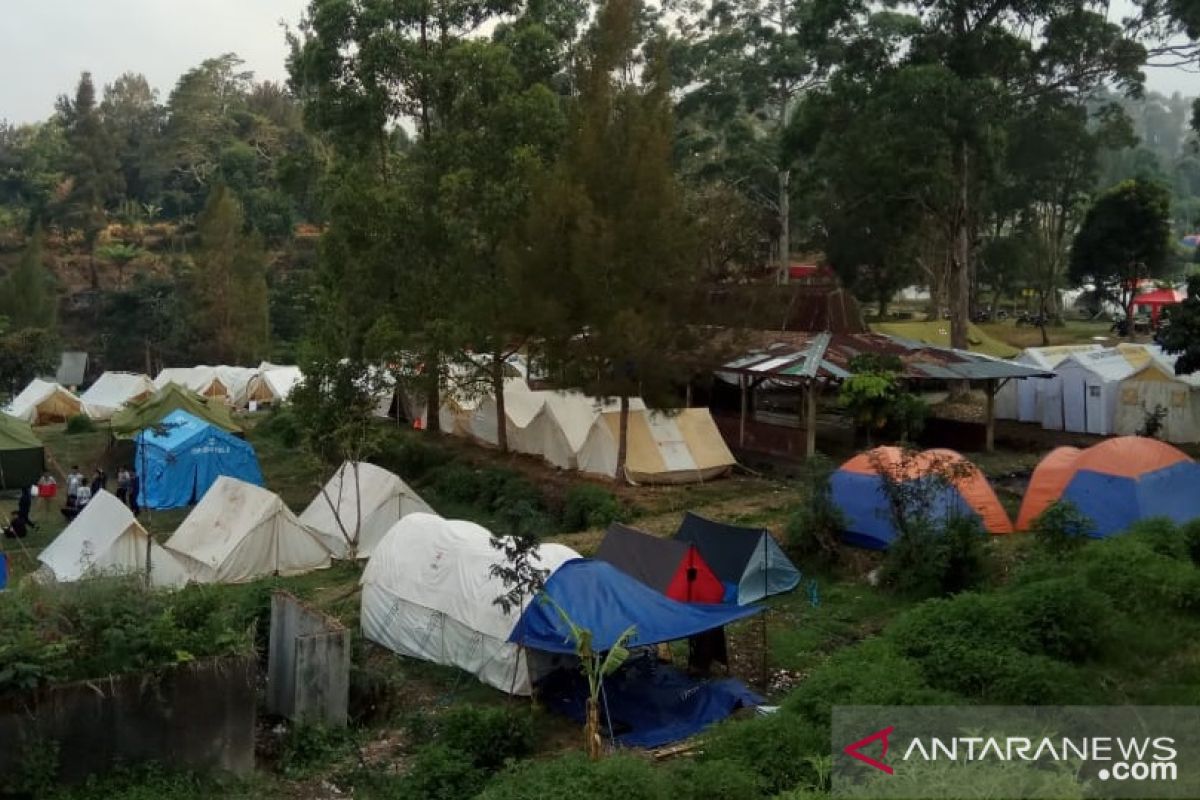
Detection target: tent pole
<box><xmin>804</xmin><ymin>380</ymin><xmax>817</xmax><ymax>460</ymax></box>
<box><xmin>985</xmin><ymin>379</ymin><xmax>996</xmax><ymax>453</ymax></box>
<box><xmin>759</xmin><ymin>532</ymin><xmax>768</xmax><ymax>689</ymax></box>
<box><xmin>738</xmin><ymin>374</ymin><xmax>748</xmax><ymax>447</ymax></box>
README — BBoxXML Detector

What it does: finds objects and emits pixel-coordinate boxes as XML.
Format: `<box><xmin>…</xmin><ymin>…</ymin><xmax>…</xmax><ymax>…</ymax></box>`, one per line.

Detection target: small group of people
<box><xmin>3</xmin><ymin>480</ymin><xmax>40</xmax><ymax>540</ymax></box>
<box><xmin>3</xmin><ymin>465</ymin><xmax>144</xmax><ymax>541</ymax></box>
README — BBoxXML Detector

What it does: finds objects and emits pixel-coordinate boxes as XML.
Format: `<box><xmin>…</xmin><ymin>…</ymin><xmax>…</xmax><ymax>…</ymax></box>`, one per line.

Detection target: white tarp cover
<box><xmin>81</xmin><ymin>372</ymin><xmax>155</xmax><ymax>420</ymax></box>
<box><xmin>360</xmin><ymin>513</ymin><xmax>580</xmax><ymax>695</ymax></box>
<box><xmin>5</xmin><ymin>379</ymin><xmax>83</xmax><ymax>424</ymax></box>
<box><xmin>300</xmin><ymin>461</ymin><xmax>434</xmax><ymax>559</ymax></box>
<box><xmin>165</xmin><ymin>476</ymin><xmax>331</xmax><ymax>584</ymax></box>
<box><xmin>1047</xmin><ymin>346</ymin><xmax>1153</xmax><ymax>434</ymax></box>
<box><xmin>38</xmin><ymin>490</ymin><xmax>189</xmax><ymax>588</ymax></box>
<box><xmin>994</xmin><ymin>345</ymin><xmax>1101</xmax><ymax>422</ymax></box>
<box><xmin>1115</xmin><ymin>356</ymin><xmax>1200</xmax><ymax>443</ymax></box>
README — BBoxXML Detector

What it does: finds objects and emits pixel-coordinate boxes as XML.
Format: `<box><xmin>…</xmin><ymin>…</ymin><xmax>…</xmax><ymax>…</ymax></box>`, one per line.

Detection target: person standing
<box><xmin>66</xmin><ymin>466</ymin><xmax>83</xmax><ymax>505</ymax></box>
<box><xmin>116</xmin><ymin>466</ymin><xmax>131</xmax><ymax>504</ymax></box>
<box><xmin>128</xmin><ymin>468</ymin><xmax>141</xmax><ymax>516</ymax></box>
<box><xmin>17</xmin><ymin>485</ymin><xmax>37</xmax><ymax>530</ymax></box>
<box><xmin>90</xmin><ymin>466</ymin><xmax>107</xmax><ymax>496</ymax></box>
<box><xmin>37</xmin><ymin>472</ymin><xmax>57</xmax><ymax>517</ymax></box>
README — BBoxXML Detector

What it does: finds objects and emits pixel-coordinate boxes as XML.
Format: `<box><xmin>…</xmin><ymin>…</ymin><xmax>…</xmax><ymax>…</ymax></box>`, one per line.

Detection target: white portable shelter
<box><xmin>253</xmin><ymin>363</ymin><xmax>304</xmax><ymax>404</ymax></box>
<box><xmin>1115</xmin><ymin>355</ymin><xmax>1200</xmax><ymax>443</ymax></box>
<box><xmin>154</xmin><ymin>366</ymin><xmax>227</xmax><ymax>398</ymax></box>
<box><xmin>526</xmin><ymin>393</ymin><xmax>644</xmax><ymax>470</ymax></box>
<box><xmin>5</xmin><ymin>379</ymin><xmax>83</xmax><ymax>425</ymax></box>
<box><xmin>360</xmin><ymin>513</ymin><xmax>580</xmax><ymax>695</ymax></box>
<box><xmin>468</xmin><ymin>379</ymin><xmax>544</xmax><ymax>450</ymax></box>
<box><xmin>80</xmin><ymin>372</ymin><xmax>155</xmax><ymax>420</ymax></box>
<box><xmin>300</xmin><ymin>461</ymin><xmax>434</xmax><ymax>559</ymax></box>
<box><xmin>1049</xmin><ymin>345</ymin><xmax>1152</xmax><ymax>434</ymax></box>
<box><xmin>164</xmin><ymin>476</ymin><xmax>331</xmax><ymax>584</ymax></box>
<box><xmin>994</xmin><ymin>345</ymin><xmax>1101</xmax><ymax>423</ymax></box>
<box><xmin>38</xmin><ymin>490</ymin><xmax>189</xmax><ymax>588</ymax></box>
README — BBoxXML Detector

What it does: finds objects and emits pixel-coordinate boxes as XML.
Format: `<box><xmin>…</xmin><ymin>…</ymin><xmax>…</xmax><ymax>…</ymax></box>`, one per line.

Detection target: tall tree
<box><xmin>58</xmin><ymin>72</ymin><xmax>124</xmax><ymax>289</ymax></box>
<box><xmin>0</xmin><ymin>227</ymin><xmax>56</xmax><ymax>331</ymax></box>
<box><xmin>517</xmin><ymin>0</ymin><xmax>705</xmax><ymax>483</ymax></box>
<box><xmin>190</xmin><ymin>183</ymin><xmax>270</xmax><ymax>363</ymax></box>
<box><xmin>1069</xmin><ymin>178</ymin><xmax>1172</xmax><ymax>333</ymax></box>
<box><xmin>101</xmin><ymin>72</ymin><xmax>164</xmax><ymax>205</ymax></box>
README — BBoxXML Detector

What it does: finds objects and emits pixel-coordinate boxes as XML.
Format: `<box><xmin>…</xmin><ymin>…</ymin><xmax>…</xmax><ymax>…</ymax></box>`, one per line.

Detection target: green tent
<box><xmin>0</xmin><ymin>412</ymin><xmax>45</xmax><ymax>490</ymax></box>
<box><xmin>110</xmin><ymin>384</ymin><xmax>243</xmax><ymax>439</ymax></box>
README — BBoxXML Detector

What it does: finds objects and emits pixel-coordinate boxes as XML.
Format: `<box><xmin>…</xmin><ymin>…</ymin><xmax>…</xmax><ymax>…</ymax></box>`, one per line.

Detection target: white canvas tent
<box><xmin>252</xmin><ymin>363</ymin><xmax>304</xmax><ymax>404</ymax></box>
<box><xmin>579</xmin><ymin>407</ymin><xmax>736</xmax><ymax>484</ymax></box>
<box><xmin>300</xmin><ymin>461</ymin><xmax>434</xmax><ymax>559</ymax></box>
<box><xmin>1115</xmin><ymin>355</ymin><xmax>1200</xmax><ymax>443</ymax></box>
<box><xmin>154</xmin><ymin>366</ymin><xmax>227</xmax><ymax>399</ymax></box>
<box><xmin>360</xmin><ymin>513</ymin><xmax>580</xmax><ymax>695</ymax></box>
<box><xmin>527</xmin><ymin>392</ymin><xmax>645</xmax><ymax>470</ymax></box>
<box><xmin>1047</xmin><ymin>345</ymin><xmax>1153</xmax><ymax>434</ymax></box>
<box><xmin>38</xmin><ymin>490</ymin><xmax>189</xmax><ymax>588</ymax></box>
<box><xmin>165</xmin><ymin>476</ymin><xmax>331</xmax><ymax>584</ymax></box>
<box><xmin>994</xmin><ymin>345</ymin><xmax>1102</xmax><ymax>422</ymax></box>
<box><xmin>468</xmin><ymin>379</ymin><xmax>544</xmax><ymax>450</ymax></box>
<box><xmin>81</xmin><ymin>372</ymin><xmax>155</xmax><ymax>420</ymax></box>
<box><xmin>5</xmin><ymin>379</ymin><xmax>83</xmax><ymax>425</ymax></box>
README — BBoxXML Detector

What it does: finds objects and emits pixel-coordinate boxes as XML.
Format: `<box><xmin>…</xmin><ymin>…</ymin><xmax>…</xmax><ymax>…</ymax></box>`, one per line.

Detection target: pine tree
<box><xmin>0</xmin><ymin>227</ymin><xmax>57</xmax><ymax>331</ymax></box>
<box><xmin>58</xmin><ymin>72</ymin><xmax>124</xmax><ymax>289</ymax></box>
<box><xmin>191</xmin><ymin>184</ymin><xmax>270</xmax><ymax>363</ymax></box>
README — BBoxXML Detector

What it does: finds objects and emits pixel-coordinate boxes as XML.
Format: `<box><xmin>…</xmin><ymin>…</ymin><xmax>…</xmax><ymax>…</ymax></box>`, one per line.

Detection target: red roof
<box><xmin>1133</xmin><ymin>288</ymin><xmax>1185</xmax><ymax>306</ymax></box>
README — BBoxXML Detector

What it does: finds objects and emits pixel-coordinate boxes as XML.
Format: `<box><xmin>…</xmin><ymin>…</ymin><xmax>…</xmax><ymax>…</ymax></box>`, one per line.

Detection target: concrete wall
<box><xmin>0</xmin><ymin>655</ymin><xmax>256</xmax><ymax>785</ymax></box>
<box><xmin>268</xmin><ymin>591</ymin><xmax>350</xmax><ymax>726</ymax></box>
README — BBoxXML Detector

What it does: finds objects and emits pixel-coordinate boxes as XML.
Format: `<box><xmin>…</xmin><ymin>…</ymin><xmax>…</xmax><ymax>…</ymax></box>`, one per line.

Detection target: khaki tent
<box><xmin>165</xmin><ymin>476</ymin><xmax>331</xmax><ymax>584</ymax></box>
<box><xmin>110</xmin><ymin>383</ymin><xmax>242</xmax><ymax>439</ymax></box>
<box><xmin>0</xmin><ymin>411</ymin><xmax>43</xmax><ymax>489</ymax></box>
<box><xmin>579</xmin><ymin>407</ymin><xmax>736</xmax><ymax>484</ymax></box>
<box><xmin>81</xmin><ymin>372</ymin><xmax>155</xmax><ymax>420</ymax></box>
<box><xmin>38</xmin><ymin>490</ymin><xmax>189</xmax><ymax>588</ymax></box>
<box><xmin>5</xmin><ymin>379</ymin><xmax>83</xmax><ymax>425</ymax></box>
<box><xmin>300</xmin><ymin>461</ymin><xmax>434</xmax><ymax>559</ymax></box>
<box><xmin>1115</xmin><ymin>357</ymin><xmax>1200</xmax><ymax>443</ymax></box>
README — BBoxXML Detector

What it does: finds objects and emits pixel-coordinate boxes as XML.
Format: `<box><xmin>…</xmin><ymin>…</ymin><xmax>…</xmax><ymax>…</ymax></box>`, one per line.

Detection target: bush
<box><xmin>1030</xmin><ymin>501</ymin><xmax>1094</xmax><ymax>557</ymax></box>
<box><xmin>1125</xmin><ymin>517</ymin><xmax>1186</xmax><ymax>560</ymax></box>
<box><xmin>698</xmin><ymin>712</ymin><xmax>829</xmax><ymax>795</ymax></box>
<box><xmin>478</xmin><ymin>753</ymin><xmax>668</xmax><ymax>800</ymax></box>
<box><xmin>278</xmin><ymin>723</ymin><xmax>358</xmax><ymax>779</ymax></box>
<box><xmin>667</xmin><ymin>759</ymin><xmax>765</xmax><ymax>800</ymax></box>
<box><xmin>560</xmin><ymin>484</ymin><xmax>622</xmax><ymax>531</ymax></box>
<box><xmin>397</xmin><ymin>745</ymin><xmax>487</xmax><ymax>800</ymax></box>
<box><xmin>880</xmin><ymin>516</ymin><xmax>989</xmax><ymax>597</ymax></box>
<box><xmin>256</xmin><ymin>405</ymin><xmax>300</xmax><ymax>448</ymax></box>
<box><xmin>785</xmin><ymin>455</ymin><xmax>844</xmax><ymax>566</ymax></box>
<box><xmin>66</xmin><ymin>414</ymin><xmax>96</xmax><ymax>435</ymax></box>
<box><xmin>375</xmin><ymin>433</ymin><xmax>454</xmax><ymax>482</ymax></box>
<box><xmin>1183</xmin><ymin>520</ymin><xmax>1200</xmax><ymax>566</ymax></box>
<box><xmin>1073</xmin><ymin>536</ymin><xmax>1200</xmax><ymax>612</ymax></box>
<box><xmin>436</xmin><ymin>706</ymin><xmax>535</xmax><ymax>771</ymax></box>
<box><xmin>1008</xmin><ymin>577</ymin><xmax>1112</xmax><ymax>662</ymax></box>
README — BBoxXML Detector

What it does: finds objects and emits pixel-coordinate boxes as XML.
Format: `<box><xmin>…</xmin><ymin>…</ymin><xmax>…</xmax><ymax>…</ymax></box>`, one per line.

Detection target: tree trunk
<box><xmin>950</xmin><ymin>142</ymin><xmax>971</xmax><ymax>351</ymax></box>
<box><xmin>424</xmin><ymin>353</ymin><xmax>441</xmax><ymax>433</ymax></box>
<box><xmin>777</xmin><ymin>169</ymin><xmax>790</xmax><ymax>285</ymax></box>
<box><xmin>493</xmin><ymin>352</ymin><xmax>508</xmax><ymax>453</ymax></box>
<box><xmin>586</xmin><ymin>696</ymin><xmax>602</xmax><ymax>760</ymax></box>
<box><xmin>615</xmin><ymin>394</ymin><xmax>630</xmax><ymax>485</ymax></box>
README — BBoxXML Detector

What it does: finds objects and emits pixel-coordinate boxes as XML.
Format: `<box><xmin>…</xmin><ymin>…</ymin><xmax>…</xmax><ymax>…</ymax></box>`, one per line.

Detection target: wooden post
<box><xmin>985</xmin><ymin>379</ymin><xmax>996</xmax><ymax>453</ymax></box>
<box><xmin>739</xmin><ymin>374</ymin><xmax>748</xmax><ymax>447</ymax></box>
<box><xmin>804</xmin><ymin>380</ymin><xmax>817</xmax><ymax>459</ymax></box>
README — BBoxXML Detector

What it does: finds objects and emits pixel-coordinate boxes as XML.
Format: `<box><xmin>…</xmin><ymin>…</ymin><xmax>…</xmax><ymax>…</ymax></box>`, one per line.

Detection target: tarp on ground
<box><xmin>537</xmin><ymin>653</ymin><xmax>762</xmax><ymax>748</ymax></box>
<box><xmin>1016</xmin><ymin>437</ymin><xmax>1200</xmax><ymax>536</ymax></box>
<box><xmin>360</xmin><ymin>512</ymin><xmax>581</xmax><ymax>695</ymax></box>
<box><xmin>110</xmin><ymin>383</ymin><xmax>242</xmax><ymax>439</ymax></box>
<box><xmin>595</xmin><ymin>523</ymin><xmax>725</xmax><ymax>603</ymax></box>
<box><xmin>580</xmin><ymin>408</ymin><xmax>736</xmax><ymax>484</ymax></box>
<box><xmin>165</xmin><ymin>476</ymin><xmax>331</xmax><ymax>583</ymax></box>
<box><xmin>81</xmin><ymin>372</ymin><xmax>155</xmax><ymax>420</ymax></box>
<box><xmin>38</xmin><ymin>490</ymin><xmax>189</xmax><ymax>588</ymax></box>
<box><xmin>675</xmin><ymin>512</ymin><xmax>800</xmax><ymax>604</ymax></box>
<box><xmin>0</xmin><ymin>411</ymin><xmax>43</xmax><ymax>489</ymax></box>
<box><xmin>831</xmin><ymin>447</ymin><xmax>1013</xmax><ymax>550</ymax></box>
<box><xmin>5</xmin><ymin>379</ymin><xmax>83</xmax><ymax>425</ymax></box>
<box><xmin>1114</xmin><ymin>355</ymin><xmax>1200</xmax><ymax>443</ymax></box>
<box><xmin>135</xmin><ymin>410</ymin><xmax>263</xmax><ymax>509</ymax></box>
<box><xmin>300</xmin><ymin>461</ymin><xmax>433</xmax><ymax>559</ymax></box>
<box><xmin>509</xmin><ymin>559</ymin><xmax>761</xmax><ymax>654</ymax></box>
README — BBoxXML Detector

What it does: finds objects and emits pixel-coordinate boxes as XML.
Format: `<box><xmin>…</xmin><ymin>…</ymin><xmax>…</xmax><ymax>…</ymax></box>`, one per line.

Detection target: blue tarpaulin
<box><xmin>509</xmin><ymin>559</ymin><xmax>762</xmax><ymax>654</ymax></box>
<box><xmin>538</xmin><ymin>653</ymin><xmax>763</xmax><ymax>748</ymax></box>
<box><xmin>135</xmin><ymin>410</ymin><xmax>263</xmax><ymax>510</ymax></box>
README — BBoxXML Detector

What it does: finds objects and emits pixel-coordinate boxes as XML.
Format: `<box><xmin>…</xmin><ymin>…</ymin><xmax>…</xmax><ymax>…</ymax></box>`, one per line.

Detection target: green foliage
<box><xmin>278</xmin><ymin>724</ymin><xmax>359</xmax><ymax>780</ymax></box>
<box><xmin>785</xmin><ymin>455</ymin><xmax>845</xmax><ymax>566</ymax></box>
<box><xmin>880</xmin><ymin>516</ymin><xmax>990</xmax><ymax>598</ymax></box>
<box><xmin>255</xmin><ymin>404</ymin><xmax>301</xmax><ymax>448</ymax></box>
<box><xmin>1182</xmin><ymin>520</ymin><xmax>1200</xmax><ymax>566</ymax></box>
<box><xmin>393</xmin><ymin>745</ymin><xmax>488</xmax><ymax>800</ymax></box>
<box><xmin>1007</xmin><ymin>577</ymin><xmax>1113</xmax><ymax>662</ymax></box>
<box><xmin>1030</xmin><ymin>501</ymin><xmax>1095</xmax><ymax>557</ymax></box>
<box><xmin>0</xmin><ymin>227</ymin><xmax>57</xmax><ymax>331</ymax></box>
<box><xmin>424</xmin><ymin>463</ymin><xmax>551</xmax><ymax>533</ymax></box>
<box><xmin>435</xmin><ymin>706</ymin><xmax>536</xmax><ymax>772</ymax></box>
<box><xmin>560</xmin><ymin>484</ymin><xmax>622</xmax><ymax>531</ymax></box>
<box><xmin>698</xmin><ymin>712</ymin><xmax>829</xmax><ymax>796</ymax></box>
<box><xmin>478</xmin><ymin>753</ymin><xmax>669</xmax><ymax>800</ymax></box>
<box><xmin>374</xmin><ymin>432</ymin><xmax>454</xmax><ymax>482</ymax></box>
<box><xmin>1161</xmin><ymin>274</ymin><xmax>1200</xmax><ymax>374</ymax></box>
<box><xmin>46</xmin><ymin>764</ymin><xmax>260</xmax><ymax>800</ymax></box>
<box><xmin>666</xmin><ymin>759</ymin><xmax>766</xmax><ymax>800</ymax></box>
<box><xmin>66</xmin><ymin>413</ymin><xmax>96</xmax><ymax>435</ymax></box>
<box><xmin>838</xmin><ymin>355</ymin><xmax>927</xmax><ymax>444</ymax></box>
<box><xmin>4</xmin><ymin>736</ymin><xmax>59</xmax><ymax>797</ymax></box>
<box><xmin>0</xmin><ymin>326</ymin><xmax>58</xmax><ymax>394</ymax></box>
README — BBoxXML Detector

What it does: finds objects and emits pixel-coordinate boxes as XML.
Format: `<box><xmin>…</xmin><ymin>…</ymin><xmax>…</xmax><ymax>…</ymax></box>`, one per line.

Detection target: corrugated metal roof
<box><xmin>719</xmin><ymin>332</ymin><xmax>1052</xmax><ymax>383</ymax></box>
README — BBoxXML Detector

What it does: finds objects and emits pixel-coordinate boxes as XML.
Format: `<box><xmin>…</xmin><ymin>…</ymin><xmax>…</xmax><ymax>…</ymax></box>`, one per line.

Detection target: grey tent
<box><xmin>595</xmin><ymin>523</ymin><xmax>726</xmax><ymax>603</ymax></box>
<box><xmin>674</xmin><ymin>512</ymin><xmax>800</xmax><ymax>605</ymax></box>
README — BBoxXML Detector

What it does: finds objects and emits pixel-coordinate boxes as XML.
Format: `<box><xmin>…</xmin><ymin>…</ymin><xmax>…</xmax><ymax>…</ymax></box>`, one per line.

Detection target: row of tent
<box><xmin>996</xmin><ymin>344</ymin><xmax>1200</xmax><ymax>443</ymax></box>
<box><xmin>37</xmin><ymin>461</ymin><xmax>432</xmax><ymax>587</ymax></box>
<box><xmin>4</xmin><ymin>363</ymin><xmax>303</xmax><ymax>426</ymax></box>
<box><xmin>423</xmin><ymin>378</ymin><xmax>736</xmax><ymax>484</ymax></box>
<box><xmin>830</xmin><ymin>438</ymin><xmax>1200</xmax><ymax>548</ymax></box>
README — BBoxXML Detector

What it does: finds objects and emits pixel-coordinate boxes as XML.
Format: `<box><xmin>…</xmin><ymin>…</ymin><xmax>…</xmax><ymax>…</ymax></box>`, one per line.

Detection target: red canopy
<box><xmin>1133</xmin><ymin>288</ymin><xmax>1185</xmax><ymax>323</ymax></box>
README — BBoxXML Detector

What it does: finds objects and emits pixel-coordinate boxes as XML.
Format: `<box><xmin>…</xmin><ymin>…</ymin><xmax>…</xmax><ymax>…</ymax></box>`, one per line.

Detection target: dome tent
<box><xmin>831</xmin><ymin>447</ymin><xmax>1012</xmax><ymax>550</ymax></box>
<box><xmin>674</xmin><ymin>512</ymin><xmax>800</xmax><ymax>604</ymax></box>
<box><xmin>38</xmin><ymin>490</ymin><xmax>189</xmax><ymax>588</ymax></box>
<box><xmin>135</xmin><ymin>410</ymin><xmax>263</xmax><ymax>510</ymax></box>
<box><xmin>1016</xmin><ymin>437</ymin><xmax>1200</xmax><ymax>536</ymax></box>
<box><xmin>165</xmin><ymin>476</ymin><xmax>331</xmax><ymax>583</ymax></box>
<box><xmin>300</xmin><ymin>461</ymin><xmax>433</xmax><ymax>559</ymax></box>
<box><xmin>595</xmin><ymin>523</ymin><xmax>725</xmax><ymax>603</ymax></box>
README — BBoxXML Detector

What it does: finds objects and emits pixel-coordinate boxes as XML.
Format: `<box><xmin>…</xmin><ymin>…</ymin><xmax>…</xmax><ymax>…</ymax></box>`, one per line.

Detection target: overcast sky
<box><xmin>0</xmin><ymin>0</ymin><xmax>1196</xmax><ymax>125</ymax></box>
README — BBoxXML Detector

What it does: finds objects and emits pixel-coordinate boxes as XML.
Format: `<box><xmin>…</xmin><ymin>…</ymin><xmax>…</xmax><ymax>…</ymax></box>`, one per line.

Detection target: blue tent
<box><xmin>135</xmin><ymin>410</ymin><xmax>263</xmax><ymax>510</ymax></box>
<box><xmin>509</xmin><ymin>559</ymin><xmax>761</xmax><ymax>654</ymax></box>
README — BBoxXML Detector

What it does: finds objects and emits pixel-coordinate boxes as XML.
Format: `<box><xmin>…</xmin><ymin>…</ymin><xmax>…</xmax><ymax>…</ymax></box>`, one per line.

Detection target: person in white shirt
<box><xmin>75</xmin><ymin>483</ymin><xmax>92</xmax><ymax>509</ymax></box>
<box><xmin>66</xmin><ymin>466</ymin><xmax>83</xmax><ymax>502</ymax></box>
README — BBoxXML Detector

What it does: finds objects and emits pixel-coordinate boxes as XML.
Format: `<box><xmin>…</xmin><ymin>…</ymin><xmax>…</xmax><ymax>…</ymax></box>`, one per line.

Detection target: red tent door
<box><xmin>666</xmin><ymin>546</ymin><xmax>726</xmax><ymax>603</ymax></box>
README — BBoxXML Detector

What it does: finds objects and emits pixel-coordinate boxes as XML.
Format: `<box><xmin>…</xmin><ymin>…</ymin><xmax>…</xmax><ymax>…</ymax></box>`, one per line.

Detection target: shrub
<box><xmin>397</xmin><ymin>745</ymin><xmax>487</xmax><ymax>800</ymax></box>
<box><xmin>1030</xmin><ymin>501</ymin><xmax>1093</xmax><ymax>558</ymax></box>
<box><xmin>1074</xmin><ymin>536</ymin><xmax>1200</xmax><ymax>612</ymax></box>
<box><xmin>880</xmin><ymin>515</ymin><xmax>989</xmax><ymax>597</ymax></box>
<box><xmin>785</xmin><ymin>455</ymin><xmax>845</xmax><ymax>566</ymax></box>
<box><xmin>375</xmin><ymin>433</ymin><xmax>454</xmax><ymax>482</ymax></box>
<box><xmin>436</xmin><ymin>706</ymin><xmax>535</xmax><ymax>771</ymax></box>
<box><xmin>1007</xmin><ymin>577</ymin><xmax>1113</xmax><ymax>663</ymax></box>
<box><xmin>278</xmin><ymin>723</ymin><xmax>359</xmax><ymax>779</ymax></box>
<box><xmin>667</xmin><ymin>758</ymin><xmax>765</xmax><ymax>800</ymax></box>
<box><xmin>256</xmin><ymin>405</ymin><xmax>300</xmax><ymax>448</ymax></box>
<box><xmin>560</xmin><ymin>484</ymin><xmax>622</xmax><ymax>531</ymax></box>
<box><xmin>478</xmin><ymin>752</ymin><xmax>668</xmax><ymax>800</ymax></box>
<box><xmin>1183</xmin><ymin>520</ymin><xmax>1200</xmax><ymax>566</ymax></box>
<box><xmin>698</xmin><ymin>712</ymin><xmax>829</xmax><ymax>795</ymax></box>
<box><xmin>66</xmin><ymin>414</ymin><xmax>96</xmax><ymax>435</ymax></box>
<box><xmin>426</xmin><ymin>463</ymin><xmax>483</xmax><ymax>504</ymax></box>
<box><xmin>1125</xmin><ymin>517</ymin><xmax>1185</xmax><ymax>560</ymax></box>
